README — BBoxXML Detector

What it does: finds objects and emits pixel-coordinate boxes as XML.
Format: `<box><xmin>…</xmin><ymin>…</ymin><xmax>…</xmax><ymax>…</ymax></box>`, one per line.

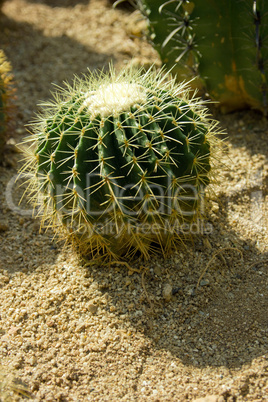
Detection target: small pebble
<box><xmin>88</xmin><ymin>304</ymin><xmax>98</xmax><ymax>314</ymax></box>
<box><xmin>200</xmin><ymin>279</ymin><xmax>210</xmax><ymax>287</ymax></box>
<box><xmin>193</xmin><ymin>395</ymin><xmax>220</xmax><ymax>402</ymax></box>
<box><xmin>162</xmin><ymin>283</ymin><xmax>173</xmax><ymax>302</ymax></box>
<box><xmin>0</xmin><ymin>221</ymin><xmax>9</xmax><ymax>232</ymax></box>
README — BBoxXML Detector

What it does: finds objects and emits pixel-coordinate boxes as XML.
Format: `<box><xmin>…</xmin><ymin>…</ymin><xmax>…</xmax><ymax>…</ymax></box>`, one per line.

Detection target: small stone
<box><xmin>29</xmin><ymin>356</ymin><xmax>37</xmax><ymax>366</ymax></box>
<box><xmin>163</xmin><ymin>283</ymin><xmax>173</xmax><ymax>302</ymax></box>
<box><xmin>13</xmin><ymin>355</ymin><xmax>24</xmax><ymax>369</ymax></box>
<box><xmin>127</xmin><ymin>303</ymin><xmax>135</xmax><ymax>310</ymax></box>
<box><xmin>199</xmin><ymin>279</ymin><xmax>210</xmax><ymax>286</ymax></box>
<box><xmin>46</xmin><ymin>320</ymin><xmax>55</xmax><ymax>327</ymax></box>
<box><xmin>8</xmin><ymin>326</ymin><xmax>19</xmax><ymax>335</ymax></box>
<box><xmin>203</xmin><ymin>237</ymin><xmax>212</xmax><ymax>249</ymax></box>
<box><xmin>88</xmin><ymin>304</ymin><xmax>98</xmax><ymax>314</ymax></box>
<box><xmin>172</xmin><ymin>287</ymin><xmax>180</xmax><ymax>295</ymax></box>
<box><xmin>0</xmin><ymin>220</ymin><xmax>9</xmax><ymax>232</ymax></box>
<box><xmin>187</xmin><ymin>287</ymin><xmax>196</xmax><ymax>296</ymax></box>
<box><xmin>193</xmin><ymin>395</ymin><xmax>219</xmax><ymax>402</ymax></box>
<box><xmin>211</xmin><ymin>201</ymin><xmax>219</xmax><ymax>214</ymax></box>
<box><xmin>153</xmin><ymin>265</ymin><xmax>162</xmax><ymax>276</ymax></box>
<box><xmin>125</xmin><ymin>277</ymin><xmax>131</xmax><ymax>286</ymax></box>
<box><xmin>76</xmin><ymin>323</ymin><xmax>86</xmax><ymax>332</ymax></box>
<box><xmin>6</xmin><ymin>138</ymin><xmax>20</xmax><ymax>153</ymax></box>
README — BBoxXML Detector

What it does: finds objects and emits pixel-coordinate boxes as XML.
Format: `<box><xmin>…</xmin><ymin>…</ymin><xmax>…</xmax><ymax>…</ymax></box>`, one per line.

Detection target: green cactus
<box><xmin>136</xmin><ymin>0</ymin><xmax>268</xmax><ymax>114</ymax></box>
<box><xmin>21</xmin><ymin>66</ymin><xmax>221</xmax><ymax>262</ymax></box>
<box><xmin>0</xmin><ymin>50</ymin><xmax>12</xmax><ymax>153</ymax></box>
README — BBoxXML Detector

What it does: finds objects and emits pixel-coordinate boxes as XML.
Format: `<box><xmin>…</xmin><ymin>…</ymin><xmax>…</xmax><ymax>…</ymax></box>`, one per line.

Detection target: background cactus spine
<box><xmin>20</xmin><ymin>65</ymin><xmax>222</xmax><ymax>262</ymax></box>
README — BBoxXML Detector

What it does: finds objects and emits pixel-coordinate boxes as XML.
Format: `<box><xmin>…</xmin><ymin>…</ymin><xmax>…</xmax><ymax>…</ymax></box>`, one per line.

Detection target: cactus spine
<box><xmin>137</xmin><ymin>0</ymin><xmax>268</xmax><ymax>114</ymax></box>
<box><xmin>21</xmin><ymin>66</ymin><xmax>221</xmax><ymax>262</ymax></box>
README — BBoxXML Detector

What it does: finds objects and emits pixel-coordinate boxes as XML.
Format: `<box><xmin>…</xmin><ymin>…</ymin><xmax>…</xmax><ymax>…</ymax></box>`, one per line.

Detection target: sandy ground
<box><xmin>0</xmin><ymin>0</ymin><xmax>268</xmax><ymax>401</ymax></box>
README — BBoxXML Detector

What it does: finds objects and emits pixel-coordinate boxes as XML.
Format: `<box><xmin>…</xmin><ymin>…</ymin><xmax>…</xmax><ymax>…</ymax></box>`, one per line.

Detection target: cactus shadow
<box><xmin>88</xmin><ymin>201</ymin><xmax>268</xmax><ymax>370</ymax></box>
<box><xmin>142</xmin><ymin>202</ymin><xmax>268</xmax><ymax>369</ymax></box>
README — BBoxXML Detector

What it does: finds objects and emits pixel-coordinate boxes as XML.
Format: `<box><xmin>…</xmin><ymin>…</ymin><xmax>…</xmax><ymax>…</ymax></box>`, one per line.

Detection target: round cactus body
<box><xmin>22</xmin><ymin>66</ymin><xmax>221</xmax><ymax>261</ymax></box>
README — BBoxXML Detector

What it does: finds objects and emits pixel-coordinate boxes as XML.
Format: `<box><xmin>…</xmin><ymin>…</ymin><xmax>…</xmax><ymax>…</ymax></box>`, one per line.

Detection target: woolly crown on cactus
<box><xmin>134</xmin><ymin>0</ymin><xmax>268</xmax><ymax>114</ymax></box>
<box><xmin>21</xmin><ymin>65</ymin><xmax>221</xmax><ymax>262</ymax></box>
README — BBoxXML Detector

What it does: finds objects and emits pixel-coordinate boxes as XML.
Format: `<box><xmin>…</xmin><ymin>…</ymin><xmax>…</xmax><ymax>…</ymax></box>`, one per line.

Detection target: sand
<box><xmin>0</xmin><ymin>0</ymin><xmax>267</xmax><ymax>400</ymax></box>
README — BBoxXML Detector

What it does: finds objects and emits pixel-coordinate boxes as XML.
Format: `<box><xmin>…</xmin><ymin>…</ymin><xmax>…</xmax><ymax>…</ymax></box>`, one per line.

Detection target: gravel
<box><xmin>0</xmin><ymin>0</ymin><xmax>267</xmax><ymax>400</ymax></box>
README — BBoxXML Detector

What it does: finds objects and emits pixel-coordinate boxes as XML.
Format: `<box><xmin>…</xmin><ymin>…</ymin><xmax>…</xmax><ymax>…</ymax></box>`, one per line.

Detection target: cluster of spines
<box><xmin>21</xmin><ymin>67</ymin><xmax>221</xmax><ymax>261</ymax></box>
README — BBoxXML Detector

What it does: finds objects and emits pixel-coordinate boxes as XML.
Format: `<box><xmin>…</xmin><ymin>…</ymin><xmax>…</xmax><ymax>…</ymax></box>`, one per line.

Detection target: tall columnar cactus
<box><xmin>0</xmin><ymin>50</ymin><xmax>12</xmax><ymax>153</ymax></box>
<box><xmin>135</xmin><ymin>0</ymin><xmax>268</xmax><ymax>114</ymax></box>
<box><xmin>21</xmin><ymin>66</ymin><xmax>221</xmax><ymax>262</ymax></box>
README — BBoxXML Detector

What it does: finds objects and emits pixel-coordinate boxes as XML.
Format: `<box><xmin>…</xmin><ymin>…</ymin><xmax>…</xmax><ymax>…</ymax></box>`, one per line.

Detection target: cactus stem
<box><xmin>19</xmin><ymin>64</ymin><xmax>223</xmax><ymax>262</ymax></box>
